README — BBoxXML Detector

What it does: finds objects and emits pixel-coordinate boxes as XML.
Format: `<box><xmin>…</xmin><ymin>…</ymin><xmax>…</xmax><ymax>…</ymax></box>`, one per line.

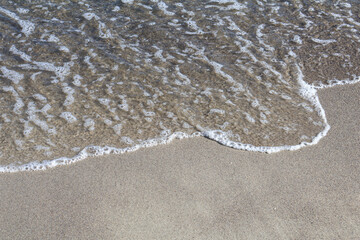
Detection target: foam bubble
<box><xmin>83</xmin><ymin>118</ymin><xmax>95</xmax><ymax>131</ymax></box>
<box><xmin>1</xmin><ymin>67</ymin><xmax>24</xmax><ymax>84</ymax></box>
<box><xmin>0</xmin><ymin>7</ymin><xmax>35</xmax><ymax>36</ymax></box>
<box><xmin>121</xmin><ymin>0</ymin><xmax>134</xmax><ymax>4</ymax></box>
<box><xmin>60</xmin><ymin>112</ymin><xmax>77</xmax><ymax>123</ymax></box>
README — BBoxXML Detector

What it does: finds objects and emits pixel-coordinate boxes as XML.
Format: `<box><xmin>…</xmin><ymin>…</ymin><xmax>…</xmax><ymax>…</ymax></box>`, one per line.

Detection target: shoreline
<box><xmin>1</xmin><ymin>83</ymin><xmax>359</xmax><ymax>239</ymax></box>
<box><xmin>2</xmin><ymin>79</ymin><xmax>359</xmax><ymax>173</ymax></box>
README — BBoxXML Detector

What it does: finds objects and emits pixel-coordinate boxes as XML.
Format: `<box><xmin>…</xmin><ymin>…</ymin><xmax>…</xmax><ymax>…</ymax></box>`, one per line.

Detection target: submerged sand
<box><xmin>0</xmin><ymin>83</ymin><xmax>359</xmax><ymax>239</ymax></box>
<box><xmin>2</xmin><ymin>1</ymin><xmax>360</xmax><ymax>166</ymax></box>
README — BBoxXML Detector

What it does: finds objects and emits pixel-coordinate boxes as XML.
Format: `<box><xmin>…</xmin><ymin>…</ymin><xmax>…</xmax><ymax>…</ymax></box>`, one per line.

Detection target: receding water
<box><xmin>0</xmin><ymin>0</ymin><xmax>359</xmax><ymax>172</ymax></box>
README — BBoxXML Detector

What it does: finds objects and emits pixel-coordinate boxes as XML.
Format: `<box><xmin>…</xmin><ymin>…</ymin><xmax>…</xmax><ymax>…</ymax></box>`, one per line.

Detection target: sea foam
<box><xmin>0</xmin><ymin>0</ymin><xmax>359</xmax><ymax>172</ymax></box>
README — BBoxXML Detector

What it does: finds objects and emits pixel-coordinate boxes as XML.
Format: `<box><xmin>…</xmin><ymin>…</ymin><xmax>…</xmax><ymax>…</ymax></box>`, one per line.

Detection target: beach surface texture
<box><xmin>1</xmin><ymin>84</ymin><xmax>359</xmax><ymax>239</ymax></box>
<box><xmin>1</xmin><ymin>1</ymin><xmax>360</xmax><ymax>239</ymax></box>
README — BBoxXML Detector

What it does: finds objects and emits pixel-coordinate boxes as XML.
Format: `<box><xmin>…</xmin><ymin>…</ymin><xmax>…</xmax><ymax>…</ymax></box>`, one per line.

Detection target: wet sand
<box><xmin>1</xmin><ymin>83</ymin><xmax>360</xmax><ymax>239</ymax></box>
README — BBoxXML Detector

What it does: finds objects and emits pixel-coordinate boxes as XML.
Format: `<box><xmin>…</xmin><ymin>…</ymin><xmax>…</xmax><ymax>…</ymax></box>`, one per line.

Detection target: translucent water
<box><xmin>0</xmin><ymin>0</ymin><xmax>359</xmax><ymax>172</ymax></box>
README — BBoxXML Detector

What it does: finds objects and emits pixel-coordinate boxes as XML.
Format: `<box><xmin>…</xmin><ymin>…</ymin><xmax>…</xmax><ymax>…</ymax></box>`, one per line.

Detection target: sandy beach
<box><xmin>1</xmin><ymin>83</ymin><xmax>359</xmax><ymax>239</ymax></box>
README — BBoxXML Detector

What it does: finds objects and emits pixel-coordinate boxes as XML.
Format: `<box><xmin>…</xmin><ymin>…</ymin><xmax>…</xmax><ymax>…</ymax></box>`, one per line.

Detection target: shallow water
<box><xmin>0</xmin><ymin>0</ymin><xmax>359</xmax><ymax>172</ymax></box>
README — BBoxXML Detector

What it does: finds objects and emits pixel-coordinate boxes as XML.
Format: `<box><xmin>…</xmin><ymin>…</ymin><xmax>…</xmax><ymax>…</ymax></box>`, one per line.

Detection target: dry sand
<box><xmin>1</xmin><ymin>83</ymin><xmax>360</xmax><ymax>240</ymax></box>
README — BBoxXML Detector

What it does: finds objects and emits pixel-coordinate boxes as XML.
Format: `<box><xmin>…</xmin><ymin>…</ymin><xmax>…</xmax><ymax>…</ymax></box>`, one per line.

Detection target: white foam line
<box><xmin>0</xmin><ymin>132</ymin><xmax>201</xmax><ymax>173</ymax></box>
<box><xmin>312</xmin><ymin>76</ymin><xmax>360</xmax><ymax>89</ymax></box>
<box><xmin>204</xmin><ymin>64</ymin><xmax>331</xmax><ymax>153</ymax></box>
